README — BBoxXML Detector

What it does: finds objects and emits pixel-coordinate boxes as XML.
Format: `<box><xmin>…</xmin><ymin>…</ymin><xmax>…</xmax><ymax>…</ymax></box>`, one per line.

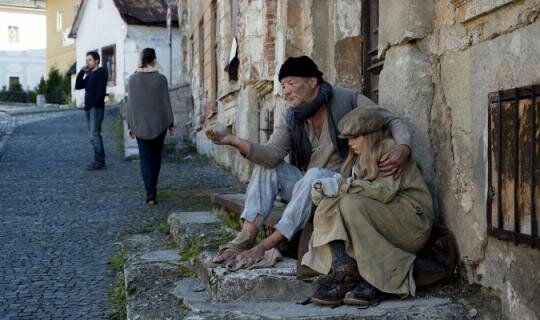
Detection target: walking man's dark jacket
<box><xmin>75</xmin><ymin>67</ymin><xmax>108</xmax><ymax>110</ymax></box>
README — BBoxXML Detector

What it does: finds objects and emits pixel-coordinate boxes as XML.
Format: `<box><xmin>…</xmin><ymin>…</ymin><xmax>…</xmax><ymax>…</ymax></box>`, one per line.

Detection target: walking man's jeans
<box><xmin>136</xmin><ymin>130</ymin><xmax>167</xmax><ymax>198</ymax></box>
<box><xmin>241</xmin><ymin>162</ymin><xmax>337</xmax><ymax>240</ymax></box>
<box><xmin>85</xmin><ymin>107</ymin><xmax>105</xmax><ymax>165</ymax></box>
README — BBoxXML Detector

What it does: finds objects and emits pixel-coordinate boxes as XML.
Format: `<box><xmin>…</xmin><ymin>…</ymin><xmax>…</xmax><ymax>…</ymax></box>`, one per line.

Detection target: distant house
<box><xmin>69</xmin><ymin>0</ymin><xmax>181</xmax><ymax>106</ymax></box>
<box><xmin>46</xmin><ymin>0</ymin><xmax>81</xmax><ymax>74</ymax></box>
<box><xmin>0</xmin><ymin>0</ymin><xmax>46</xmax><ymax>91</ymax></box>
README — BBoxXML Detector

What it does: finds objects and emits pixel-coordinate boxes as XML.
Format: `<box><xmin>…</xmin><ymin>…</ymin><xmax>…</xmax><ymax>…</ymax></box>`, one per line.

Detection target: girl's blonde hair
<box><xmin>341</xmin><ymin>130</ymin><xmax>393</xmax><ymax>181</ymax></box>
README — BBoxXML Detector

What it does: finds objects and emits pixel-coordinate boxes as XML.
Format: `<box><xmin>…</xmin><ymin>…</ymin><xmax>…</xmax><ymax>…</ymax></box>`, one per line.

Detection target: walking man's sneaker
<box><xmin>86</xmin><ymin>162</ymin><xmax>106</xmax><ymax>171</ymax></box>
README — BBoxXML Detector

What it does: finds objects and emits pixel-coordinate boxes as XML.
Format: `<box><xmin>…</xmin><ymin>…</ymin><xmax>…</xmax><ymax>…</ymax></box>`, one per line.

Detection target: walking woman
<box><xmin>303</xmin><ymin>107</ymin><xmax>434</xmax><ymax>307</ymax></box>
<box><xmin>127</xmin><ymin>48</ymin><xmax>175</xmax><ymax>205</ymax></box>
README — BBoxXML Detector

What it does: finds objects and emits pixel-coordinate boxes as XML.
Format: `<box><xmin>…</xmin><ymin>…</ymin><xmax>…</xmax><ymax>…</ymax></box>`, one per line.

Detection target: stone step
<box><xmin>211</xmin><ymin>193</ymin><xmax>285</xmax><ymax>227</ymax></box>
<box><xmin>122</xmin><ymin>233</ymin><xmax>189</xmax><ymax>320</ymax></box>
<box><xmin>172</xmin><ymin>277</ymin><xmax>468</xmax><ymax>320</ymax></box>
<box><xmin>195</xmin><ymin>252</ymin><xmax>318</xmax><ymax>303</ymax></box>
<box><xmin>168</xmin><ymin>211</ymin><xmax>236</xmax><ymax>252</ymax></box>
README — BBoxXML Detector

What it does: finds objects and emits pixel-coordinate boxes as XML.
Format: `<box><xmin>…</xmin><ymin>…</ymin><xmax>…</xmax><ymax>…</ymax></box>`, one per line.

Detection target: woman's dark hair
<box><xmin>140</xmin><ymin>48</ymin><xmax>157</xmax><ymax>68</ymax></box>
<box><xmin>86</xmin><ymin>51</ymin><xmax>100</xmax><ymax>63</ymax></box>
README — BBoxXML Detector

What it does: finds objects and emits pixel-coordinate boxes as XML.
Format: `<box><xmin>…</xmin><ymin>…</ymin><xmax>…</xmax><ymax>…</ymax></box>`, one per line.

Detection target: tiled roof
<box><xmin>69</xmin><ymin>0</ymin><xmax>178</xmax><ymax>38</ymax></box>
<box><xmin>113</xmin><ymin>0</ymin><xmax>179</xmax><ymax>27</ymax></box>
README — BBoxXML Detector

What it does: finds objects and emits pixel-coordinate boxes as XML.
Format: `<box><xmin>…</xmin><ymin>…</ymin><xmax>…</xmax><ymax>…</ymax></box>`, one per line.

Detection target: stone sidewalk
<box><xmin>0</xmin><ymin>108</ymin><xmax>235</xmax><ymax>319</ymax></box>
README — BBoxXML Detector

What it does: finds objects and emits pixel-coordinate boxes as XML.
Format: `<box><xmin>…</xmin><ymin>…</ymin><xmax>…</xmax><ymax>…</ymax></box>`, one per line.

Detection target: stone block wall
<box><xmin>377</xmin><ymin>1</ymin><xmax>540</xmax><ymax>319</ymax></box>
<box><xmin>181</xmin><ymin>0</ymin><xmax>367</xmax><ymax>180</ymax></box>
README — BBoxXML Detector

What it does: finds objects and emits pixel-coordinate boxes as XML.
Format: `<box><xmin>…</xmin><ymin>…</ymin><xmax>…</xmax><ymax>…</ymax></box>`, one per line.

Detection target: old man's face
<box><xmin>280</xmin><ymin>76</ymin><xmax>319</xmax><ymax>108</ymax></box>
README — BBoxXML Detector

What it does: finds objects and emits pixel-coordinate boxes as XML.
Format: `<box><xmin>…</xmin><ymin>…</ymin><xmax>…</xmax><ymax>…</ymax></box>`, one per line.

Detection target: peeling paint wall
<box><xmin>182</xmin><ymin>0</ymin><xmax>364</xmax><ymax>180</ymax></box>
<box><xmin>179</xmin><ymin>1</ymin><xmax>540</xmax><ymax>317</ymax></box>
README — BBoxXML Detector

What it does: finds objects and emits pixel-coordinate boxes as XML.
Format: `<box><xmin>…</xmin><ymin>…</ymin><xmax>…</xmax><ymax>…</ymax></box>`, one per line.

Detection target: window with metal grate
<box><xmin>487</xmin><ymin>85</ymin><xmax>540</xmax><ymax>247</ymax></box>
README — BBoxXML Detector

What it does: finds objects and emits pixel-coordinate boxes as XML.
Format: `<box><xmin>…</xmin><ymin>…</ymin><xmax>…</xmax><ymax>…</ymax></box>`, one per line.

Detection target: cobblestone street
<box><xmin>0</xmin><ymin>107</ymin><xmax>234</xmax><ymax>319</ymax></box>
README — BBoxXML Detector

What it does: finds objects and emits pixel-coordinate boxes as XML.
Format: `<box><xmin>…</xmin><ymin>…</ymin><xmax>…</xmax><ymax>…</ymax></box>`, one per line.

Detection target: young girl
<box><xmin>303</xmin><ymin>107</ymin><xmax>434</xmax><ymax>306</ymax></box>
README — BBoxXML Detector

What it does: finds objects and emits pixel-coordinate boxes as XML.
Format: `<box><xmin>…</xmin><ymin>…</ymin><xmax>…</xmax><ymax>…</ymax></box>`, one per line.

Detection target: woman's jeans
<box><xmin>136</xmin><ymin>131</ymin><xmax>167</xmax><ymax>198</ymax></box>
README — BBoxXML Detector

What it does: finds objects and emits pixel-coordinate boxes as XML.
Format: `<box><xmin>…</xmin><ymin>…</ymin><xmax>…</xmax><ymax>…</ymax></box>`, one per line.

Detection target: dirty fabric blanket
<box><xmin>302</xmin><ymin>140</ymin><xmax>434</xmax><ymax>296</ymax></box>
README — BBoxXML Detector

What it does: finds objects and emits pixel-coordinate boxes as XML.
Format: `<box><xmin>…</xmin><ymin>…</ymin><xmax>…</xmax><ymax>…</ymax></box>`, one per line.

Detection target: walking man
<box><xmin>75</xmin><ymin>51</ymin><xmax>109</xmax><ymax>170</ymax></box>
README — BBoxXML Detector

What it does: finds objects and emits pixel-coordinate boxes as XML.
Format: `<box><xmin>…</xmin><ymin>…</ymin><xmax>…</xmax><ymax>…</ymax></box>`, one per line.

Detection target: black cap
<box><xmin>278</xmin><ymin>56</ymin><xmax>323</xmax><ymax>82</ymax></box>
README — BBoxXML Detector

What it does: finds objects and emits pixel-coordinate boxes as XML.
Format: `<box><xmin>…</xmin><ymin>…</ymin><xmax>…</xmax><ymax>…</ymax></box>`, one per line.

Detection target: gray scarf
<box><xmin>286</xmin><ymin>81</ymin><xmax>347</xmax><ymax>171</ymax></box>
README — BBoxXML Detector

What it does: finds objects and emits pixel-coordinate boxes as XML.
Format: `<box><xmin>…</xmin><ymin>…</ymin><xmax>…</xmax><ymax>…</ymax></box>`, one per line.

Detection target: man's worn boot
<box><xmin>311</xmin><ymin>264</ymin><xmax>360</xmax><ymax>306</ymax></box>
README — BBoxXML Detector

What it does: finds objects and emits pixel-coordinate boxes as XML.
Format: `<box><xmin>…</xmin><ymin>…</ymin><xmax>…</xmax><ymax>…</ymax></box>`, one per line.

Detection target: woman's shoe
<box><xmin>146</xmin><ymin>195</ymin><xmax>157</xmax><ymax>205</ymax></box>
<box><xmin>311</xmin><ymin>264</ymin><xmax>360</xmax><ymax>306</ymax></box>
<box><xmin>343</xmin><ymin>278</ymin><xmax>384</xmax><ymax>306</ymax></box>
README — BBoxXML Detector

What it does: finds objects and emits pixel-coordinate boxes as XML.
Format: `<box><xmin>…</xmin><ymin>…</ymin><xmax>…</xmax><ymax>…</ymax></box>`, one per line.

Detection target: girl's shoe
<box><xmin>311</xmin><ymin>264</ymin><xmax>360</xmax><ymax>306</ymax></box>
<box><xmin>146</xmin><ymin>196</ymin><xmax>157</xmax><ymax>205</ymax></box>
<box><xmin>343</xmin><ymin>278</ymin><xmax>385</xmax><ymax>306</ymax></box>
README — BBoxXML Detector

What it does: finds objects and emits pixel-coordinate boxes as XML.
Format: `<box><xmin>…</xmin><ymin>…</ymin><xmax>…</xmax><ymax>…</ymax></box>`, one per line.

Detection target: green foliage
<box><xmin>107</xmin><ymin>247</ymin><xmax>127</xmax><ymax>272</ymax></box>
<box><xmin>179</xmin><ymin>236</ymin><xmax>206</xmax><ymax>260</ymax></box>
<box><xmin>218</xmin><ymin>214</ymin><xmax>241</xmax><ymax>231</ymax></box>
<box><xmin>157</xmin><ymin>222</ymin><xmax>170</xmax><ymax>235</ymax></box>
<box><xmin>108</xmin><ymin>275</ymin><xmax>127</xmax><ymax>320</ymax></box>
<box><xmin>8</xmin><ymin>82</ymin><xmax>23</xmax><ymax>92</ymax></box>
<box><xmin>0</xmin><ymin>68</ymin><xmax>72</xmax><ymax>104</ymax></box>
<box><xmin>36</xmin><ymin>77</ymin><xmax>46</xmax><ymax>94</ymax></box>
<box><xmin>0</xmin><ymin>85</ymin><xmax>33</xmax><ymax>103</ymax></box>
<box><xmin>107</xmin><ymin>247</ymin><xmax>128</xmax><ymax>320</ymax></box>
<box><xmin>177</xmin><ymin>264</ymin><xmax>196</xmax><ymax>277</ymax></box>
<box><xmin>43</xmin><ymin>67</ymin><xmax>70</xmax><ymax>104</ymax></box>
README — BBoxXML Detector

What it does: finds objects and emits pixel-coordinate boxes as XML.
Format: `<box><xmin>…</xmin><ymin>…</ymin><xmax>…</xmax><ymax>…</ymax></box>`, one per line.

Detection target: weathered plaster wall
<box><xmin>377</xmin><ymin>1</ymin><xmax>540</xmax><ymax>318</ymax></box>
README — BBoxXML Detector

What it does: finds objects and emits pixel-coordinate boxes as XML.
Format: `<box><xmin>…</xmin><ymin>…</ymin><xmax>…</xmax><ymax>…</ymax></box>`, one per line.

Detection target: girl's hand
<box><xmin>168</xmin><ymin>127</ymin><xmax>176</xmax><ymax>136</ymax></box>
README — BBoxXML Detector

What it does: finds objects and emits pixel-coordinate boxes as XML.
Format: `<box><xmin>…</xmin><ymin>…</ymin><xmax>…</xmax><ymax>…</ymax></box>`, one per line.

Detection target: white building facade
<box><xmin>70</xmin><ymin>0</ymin><xmax>181</xmax><ymax>106</ymax></box>
<box><xmin>0</xmin><ymin>1</ymin><xmax>46</xmax><ymax>91</ymax></box>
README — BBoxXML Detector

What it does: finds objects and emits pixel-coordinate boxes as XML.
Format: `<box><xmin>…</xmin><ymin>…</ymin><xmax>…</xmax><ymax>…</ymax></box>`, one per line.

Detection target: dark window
<box><xmin>225</xmin><ymin>0</ymin><xmax>239</xmax><ymax>81</ymax></box>
<box><xmin>101</xmin><ymin>45</ymin><xmax>116</xmax><ymax>86</ymax></box>
<box><xmin>361</xmin><ymin>0</ymin><xmax>383</xmax><ymax>103</ymax></box>
<box><xmin>260</xmin><ymin>108</ymin><xmax>274</xmax><ymax>142</ymax></box>
<box><xmin>198</xmin><ymin>21</ymin><xmax>204</xmax><ymax>90</ymax></box>
<box><xmin>211</xmin><ymin>0</ymin><xmax>218</xmax><ymax>101</ymax></box>
<box><xmin>487</xmin><ymin>84</ymin><xmax>540</xmax><ymax>247</ymax></box>
<box><xmin>9</xmin><ymin>76</ymin><xmax>20</xmax><ymax>88</ymax></box>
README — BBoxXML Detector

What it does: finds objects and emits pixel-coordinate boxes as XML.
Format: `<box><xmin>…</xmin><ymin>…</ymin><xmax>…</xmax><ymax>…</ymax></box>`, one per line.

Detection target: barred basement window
<box><xmin>487</xmin><ymin>84</ymin><xmax>540</xmax><ymax>247</ymax></box>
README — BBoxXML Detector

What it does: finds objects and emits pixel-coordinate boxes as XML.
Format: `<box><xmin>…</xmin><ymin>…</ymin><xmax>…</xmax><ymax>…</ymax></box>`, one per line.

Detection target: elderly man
<box><xmin>205</xmin><ymin>56</ymin><xmax>411</xmax><ymax>269</ymax></box>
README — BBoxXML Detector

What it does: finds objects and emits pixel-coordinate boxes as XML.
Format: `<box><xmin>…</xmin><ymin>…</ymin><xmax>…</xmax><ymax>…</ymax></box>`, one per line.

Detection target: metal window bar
<box><xmin>487</xmin><ymin>84</ymin><xmax>540</xmax><ymax>248</ymax></box>
<box><xmin>513</xmin><ymin>88</ymin><xmax>519</xmax><ymax>244</ymax></box>
<box><xmin>532</xmin><ymin>86</ymin><xmax>538</xmax><ymax>247</ymax></box>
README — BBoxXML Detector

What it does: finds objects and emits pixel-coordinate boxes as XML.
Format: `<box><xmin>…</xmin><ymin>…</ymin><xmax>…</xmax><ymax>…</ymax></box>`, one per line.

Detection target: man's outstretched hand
<box><xmin>378</xmin><ymin>144</ymin><xmax>411</xmax><ymax>179</ymax></box>
<box><xmin>205</xmin><ymin>127</ymin><xmax>235</xmax><ymax>145</ymax></box>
